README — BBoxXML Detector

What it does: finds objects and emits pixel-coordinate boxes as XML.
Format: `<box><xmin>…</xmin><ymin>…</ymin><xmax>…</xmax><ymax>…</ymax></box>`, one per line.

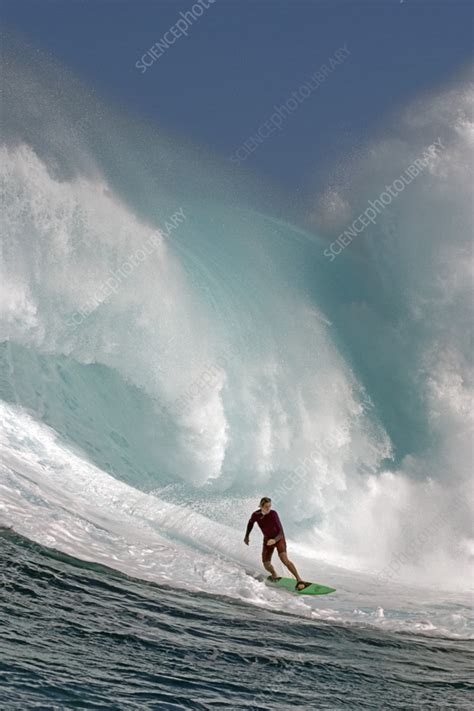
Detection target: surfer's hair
<box><xmin>259</xmin><ymin>497</ymin><xmax>271</xmax><ymax>507</ymax></box>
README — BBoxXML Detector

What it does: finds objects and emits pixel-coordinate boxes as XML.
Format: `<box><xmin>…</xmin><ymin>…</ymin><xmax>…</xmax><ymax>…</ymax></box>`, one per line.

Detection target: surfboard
<box><xmin>265</xmin><ymin>576</ymin><xmax>336</xmax><ymax>595</ymax></box>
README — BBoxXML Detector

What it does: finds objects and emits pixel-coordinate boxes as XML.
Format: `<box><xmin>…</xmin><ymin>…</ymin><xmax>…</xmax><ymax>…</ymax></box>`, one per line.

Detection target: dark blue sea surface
<box><xmin>1</xmin><ymin>532</ymin><xmax>472</xmax><ymax>710</ymax></box>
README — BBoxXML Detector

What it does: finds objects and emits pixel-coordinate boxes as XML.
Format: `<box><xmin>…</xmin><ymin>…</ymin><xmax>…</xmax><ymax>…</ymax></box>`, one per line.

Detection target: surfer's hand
<box><xmin>244</xmin><ymin>537</ymin><xmax>249</xmax><ymax>545</ymax></box>
<box><xmin>267</xmin><ymin>538</ymin><xmax>276</xmax><ymax>545</ymax></box>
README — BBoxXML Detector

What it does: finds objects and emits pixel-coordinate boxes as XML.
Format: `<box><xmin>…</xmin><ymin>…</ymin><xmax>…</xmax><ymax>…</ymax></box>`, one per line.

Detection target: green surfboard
<box><xmin>265</xmin><ymin>576</ymin><xmax>336</xmax><ymax>595</ymax></box>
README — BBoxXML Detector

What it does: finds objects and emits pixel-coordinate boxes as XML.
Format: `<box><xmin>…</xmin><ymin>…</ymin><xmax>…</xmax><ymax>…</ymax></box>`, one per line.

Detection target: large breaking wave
<box><xmin>1</xmin><ymin>36</ymin><xmax>472</xmax><ymax>599</ymax></box>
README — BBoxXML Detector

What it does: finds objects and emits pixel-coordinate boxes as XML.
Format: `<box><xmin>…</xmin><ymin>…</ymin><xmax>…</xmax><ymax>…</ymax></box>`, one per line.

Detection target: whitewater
<box><xmin>1</xmin><ymin>35</ymin><xmax>473</xmax><ymax>710</ymax></box>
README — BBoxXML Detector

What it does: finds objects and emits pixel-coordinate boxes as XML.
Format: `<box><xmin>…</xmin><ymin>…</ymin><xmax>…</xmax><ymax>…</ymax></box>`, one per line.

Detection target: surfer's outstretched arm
<box><xmin>244</xmin><ymin>512</ymin><xmax>256</xmax><ymax>544</ymax></box>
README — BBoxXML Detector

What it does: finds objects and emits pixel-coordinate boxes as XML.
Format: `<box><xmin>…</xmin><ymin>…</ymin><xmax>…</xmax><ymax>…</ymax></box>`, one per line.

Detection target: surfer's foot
<box><xmin>295</xmin><ymin>581</ymin><xmax>311</xmax><ymax>591</ymax></box>
<box><xmin>267</xmin><ymin>575</ymin><xmax>281</xmax><ymax>582</ymax></box>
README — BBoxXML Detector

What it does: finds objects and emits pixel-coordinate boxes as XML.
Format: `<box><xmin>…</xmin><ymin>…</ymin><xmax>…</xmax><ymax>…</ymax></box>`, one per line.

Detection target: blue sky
<box><xmin>2</xmin><ymin>0</ymin><xmax>473</xmax><ymax>194</ymax></box>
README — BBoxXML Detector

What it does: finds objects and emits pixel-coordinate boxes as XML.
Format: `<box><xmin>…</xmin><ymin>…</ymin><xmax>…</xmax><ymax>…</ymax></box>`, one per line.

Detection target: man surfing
<box><xmin>244</xmin><ymin>497</ymin><xmax>311</xmax><ymax>591</ymax></box>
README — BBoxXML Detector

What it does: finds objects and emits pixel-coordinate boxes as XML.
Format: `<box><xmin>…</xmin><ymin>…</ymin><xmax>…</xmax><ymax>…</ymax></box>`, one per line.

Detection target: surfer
<box><xmin>244</xmin><ymin>497</ymin><xmax>310</xmax><ymax>591</ymax></box>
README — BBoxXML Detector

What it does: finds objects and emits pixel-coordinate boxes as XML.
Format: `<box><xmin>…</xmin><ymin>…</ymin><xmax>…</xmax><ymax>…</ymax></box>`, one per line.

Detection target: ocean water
<box><xmin>1</xmin><ymin>530</ymin><xmax>472</xmax><ymax>710</ymax></box>
<box><xmin>1</xmin><ymin>36</ymin><xmax>473</xmax><ymax>710</ymax></box>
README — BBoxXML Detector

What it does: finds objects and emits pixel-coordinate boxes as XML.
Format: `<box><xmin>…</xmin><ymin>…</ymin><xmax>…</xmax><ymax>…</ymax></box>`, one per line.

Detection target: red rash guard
<box><xmin>245</xmin><ymin>509</ymin><xmax>285</xmax><ymax>542</ymax></box>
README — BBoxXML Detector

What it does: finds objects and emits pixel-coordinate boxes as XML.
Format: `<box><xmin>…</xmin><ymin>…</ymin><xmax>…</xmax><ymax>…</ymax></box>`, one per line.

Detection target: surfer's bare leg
<box><xmin>263</xmin><ymin>560</ymin><xmax>278</xmax><ymax>579</ymax></box>
<box><xmin>279</xmin><ymin>552</ymin><xmax>303</xmax><ymax>583</ymax></box>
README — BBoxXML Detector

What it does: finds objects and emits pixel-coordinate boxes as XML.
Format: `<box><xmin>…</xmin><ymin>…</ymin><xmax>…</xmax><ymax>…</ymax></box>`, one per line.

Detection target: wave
<box><xmin>0</xmin><ymin>37</ymin><xmax>472</xmax><ymax>601</ymax></box>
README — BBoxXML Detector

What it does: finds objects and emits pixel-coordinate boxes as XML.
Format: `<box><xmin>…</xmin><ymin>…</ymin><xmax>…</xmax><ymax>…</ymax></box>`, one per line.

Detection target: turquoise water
<box><xmin>1</xmin><ymin>36</ymin><xmax>473</xmax><ymax>709</ymax></box>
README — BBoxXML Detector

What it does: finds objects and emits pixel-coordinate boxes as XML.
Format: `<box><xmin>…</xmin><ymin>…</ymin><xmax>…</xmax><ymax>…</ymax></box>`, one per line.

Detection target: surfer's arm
<box><xmin>244</xmin><ymin>513</ymin><xmax>256</xmax><ymax>540</ymax></box>
<box><xmin>272</xmin><ymin>512</ymin><xmax>284</xmax><ymax>543</ymax></box>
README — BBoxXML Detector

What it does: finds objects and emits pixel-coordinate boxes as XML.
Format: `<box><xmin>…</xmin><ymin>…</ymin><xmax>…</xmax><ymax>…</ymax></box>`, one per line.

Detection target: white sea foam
<box><xmin>0</xmin><ymin>403</ymin><xmax>472</xmax><ymax>639</ymax></box>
